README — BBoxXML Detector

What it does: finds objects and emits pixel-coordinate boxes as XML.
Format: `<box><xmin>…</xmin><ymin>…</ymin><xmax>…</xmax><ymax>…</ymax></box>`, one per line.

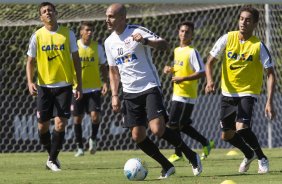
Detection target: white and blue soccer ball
<box><xmin>123</xmin><ymin>158</ymin><xmax>148</xmax><ymax>181</ymax></box>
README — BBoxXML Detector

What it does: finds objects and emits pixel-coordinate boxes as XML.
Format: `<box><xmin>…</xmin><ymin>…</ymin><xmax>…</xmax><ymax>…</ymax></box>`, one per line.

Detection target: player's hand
<box><xmin>74</xmin><ymin>87</ymin><xmax>83</xmax><ymax>100</ymax></box>
<box><xmin>111</xmin><ymin>95</ymin><xmax>121</xmax><ymax>113</ymax></box>
<box><xmin>131</xmin><ymin>33</ymin><xmax>144</xmax><ymax>44</ymax></box>
<box><xmin>28</xmin><ymin>82</ymin><xmax>37</xmax><ymax>96</ymax></box>
<box><xmin>172</xmin><ymin>76</ymin><xmax>184</xmax><ymax>84</ymax></box>
<box><xmin>265</xmin><ymin>102</ymin><xmax>275</xmax><ymax>120</ymax></box>
<box><xmin>163</xmin><ymin>66</ymin><xmax>173</xmax><ymax>74</ymax></box>
<box><xmin>205</xmin><ymin>81</ymin><xmax>215</xmax><ymax>94</ymax></box>
<box><xmin>101</xmin><ymin>83</ymin><xmax>108</xmax><ymax>96</ymax></box>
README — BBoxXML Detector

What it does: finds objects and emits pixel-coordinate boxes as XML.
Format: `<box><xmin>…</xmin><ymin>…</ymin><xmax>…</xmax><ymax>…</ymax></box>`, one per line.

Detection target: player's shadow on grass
<box><xmin>176</xmin><ymin>173</ymin><xmax>258</xmax><ymax>179</ymax></box>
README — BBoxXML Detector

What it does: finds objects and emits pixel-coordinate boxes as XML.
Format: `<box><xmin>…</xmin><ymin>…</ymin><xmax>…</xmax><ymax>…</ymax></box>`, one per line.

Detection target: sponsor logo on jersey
<box><xmin>229</xmin><ymin>64</ymin><xmax>244</xmax><ymax>70</ymax></box>
<box><xmin>47</xmin><ymin>55</ymin><xmax>59</xmax><ymax>61</ymax></box>
<box><xmin>42</xmin><ymin>44</ymin><xmax>65</xmax><ymax>51</ymax></box>
<box><xmin>80</xmin><ymin>57</ymin><xmax>95</xmax><ymax>62</ymax></box>
<box><xmin>157</xmin><ymin>110</ymin><xmax>163</xmax><ymax>113</ymax></box>
<box><xmin>242</xmin><ymin>118</ymin><xmax>250</xmax><ymax>122</ymax></box>
<box><xmin>227</xmin><ymin>52</ymin><xmax>253</xmax><ymax>61</ymax></box>
<box><xmin>115</xmin><ymin>53</ymin><xmax>138</xmax><ymax>65</ymax></box>
<box><xmin>173</xmin><ymin>60</ymin><xmax>184</xmax><ymax>66</ymax></box>
<box><xmin>81</xmin><ymin>65</ymin><xmax>89</xmax><ymax>69</ymax></box>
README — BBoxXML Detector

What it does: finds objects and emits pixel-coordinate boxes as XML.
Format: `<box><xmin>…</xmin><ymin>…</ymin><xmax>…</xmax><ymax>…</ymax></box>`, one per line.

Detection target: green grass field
<box><xmin>1</xmin><ymin>148</ymin><xmax>282</xmax><ymax>184</ymax></box>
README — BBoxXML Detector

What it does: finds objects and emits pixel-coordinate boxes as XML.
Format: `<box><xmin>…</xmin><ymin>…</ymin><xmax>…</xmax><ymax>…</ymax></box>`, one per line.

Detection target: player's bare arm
<box><xmin>100</xmin><ymin>64</ymin><xmax>109</xmax><ymax>96</ymax></box>
<box><xmin>205</xmin><ymin>54</ymin><xmax>217</xmax><ymax>94</ymax></box>
<box><xmin>172</xmin><ymin>71</ymin><xmax>205</xmax><ymax>84</ymax></box>
<box><xmin>26</xmin><ymin>56</ymin><xmax>37</xmax><ymax>96</ymax></box>
<box><xmin>131</xmin><ymin>33</ymin><xmax>168</xmax><ymax>50</ymax></box>
<box><xmin>72</xmin><ymin>51</ymin><xmax>83</xmax><ymax>100</ymax></box>
<box><xmin>109</xmin><ymin>66</ymin><xmax>121</xmax><ymax>112</ymax></box>
<box><xmin>265</xmin><ymin>67</ymin><xmax>276</xmax><ymax>120</ymax></box>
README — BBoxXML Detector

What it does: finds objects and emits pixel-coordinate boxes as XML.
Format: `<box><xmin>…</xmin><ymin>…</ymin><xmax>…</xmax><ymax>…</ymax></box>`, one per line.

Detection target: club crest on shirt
<box><xmin>124</xmin><ymin>37</ymin><xmax>132</xmax><ymax>48</ymax></box>
<box><xmin>124</xmin><ymin>36</ymin><xmax>139</xmax><ymax>50</ymax></box>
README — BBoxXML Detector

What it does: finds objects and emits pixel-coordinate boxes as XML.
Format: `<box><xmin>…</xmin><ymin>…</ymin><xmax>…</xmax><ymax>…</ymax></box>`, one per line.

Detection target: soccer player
<box><xmin>205</xmin><ymin>5</ymin><xmax>276</xmax><ymax>174</ymax></box>
<box><xmin>105</xmin><ymin>3</ymin><xmax>202</xmax><ymax>179</ymax></box>
<box><xmin>163</xmin><ymin>21</ymin><xmax>214</xmax><ymax>162</ymax></box>
<box><xmin>26</xmin><ymin>2</ymin><xmax>82</xmax><ymax>171</ymax></box>
<box><xmin>72</xmin><ymin>21</ymin><xmax>108</xmax><ymax>157</ymax></box>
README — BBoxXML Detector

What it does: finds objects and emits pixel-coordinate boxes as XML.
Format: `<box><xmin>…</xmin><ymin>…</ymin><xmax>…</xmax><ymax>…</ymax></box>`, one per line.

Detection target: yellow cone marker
<box><xmin>226</xmin><ymin>150</ymin><xmax>239</xmax><ymax>156</ymax></box>
<box><xmin>221</xmin><ymin>180</ymin><xmax>236</xmax><ymax>184</ymax></box>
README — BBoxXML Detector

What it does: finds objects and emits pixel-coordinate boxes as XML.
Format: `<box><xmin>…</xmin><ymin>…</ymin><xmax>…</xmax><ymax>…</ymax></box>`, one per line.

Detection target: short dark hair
<box><xmin>239</xmin><ymin>5</ymin><xmax>259</xmax><ymax>23</ymax></box>
<box><xmin>178</xmin><ymin>21</ymin><xmax>194</xmax><ymax>32</ymax></box>
<box><xmin>38</xmin><ymin>2</ymin><xmax>56</xmax><ymax>15</ymax></box>
<box><xmin>80</xmin><ymin>21</ymin><xmax>94</xmax><ymax>30</ymax></box>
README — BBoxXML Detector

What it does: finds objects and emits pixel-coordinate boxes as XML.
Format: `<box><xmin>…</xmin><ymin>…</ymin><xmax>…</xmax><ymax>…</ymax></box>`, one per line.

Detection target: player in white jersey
<box><xmin>205</xmin><ymin>6</ymin><xmax>275</xmax><ymax>174</ymax></box>
<box><xmin>105</xmin><ymin>3</ymin><xmax>202</xmax><ymax>179</ymax></box>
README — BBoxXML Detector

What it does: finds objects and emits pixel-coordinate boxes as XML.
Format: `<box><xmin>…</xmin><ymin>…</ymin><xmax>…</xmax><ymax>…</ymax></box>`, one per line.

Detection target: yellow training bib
<box><xmin>221</xmin><ymin>31</ymin><xmax>263</xmax><ymax>95</ymax></box>
<box><xmin>173</xmin><ymin>46</ymin><xmax>198</xmax><ymax>99</ymax></box>
<box><xmin>76</xmin><ymin>40</ymin><xmax>102</xmax><ymax>89</ymax></box>
<box><xmin>35</xmin><ymin>26</ymin><xmax>74</xmax><ymax>85</ymax></box>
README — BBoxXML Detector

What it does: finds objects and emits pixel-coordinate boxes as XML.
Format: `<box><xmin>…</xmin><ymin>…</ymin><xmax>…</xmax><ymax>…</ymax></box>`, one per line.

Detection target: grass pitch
<box><xmin>1</xmin><ymin>148</ymin><xmax>282</xmax><ymax>184</ymax></box>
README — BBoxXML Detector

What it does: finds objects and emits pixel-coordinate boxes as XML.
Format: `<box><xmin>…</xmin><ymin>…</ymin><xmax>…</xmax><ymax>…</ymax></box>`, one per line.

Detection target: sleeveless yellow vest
<box><xmin>77</xmin><ymin>40</ymin><xmax>102</xmax><ymax>89</ymax></box>
<box><xmin>173</xmin><ymin>46</ymin><xmax>198</xmax><ymax>99</ymax></box>
<box><xmin>35</xmin><ymin>26</ymin><xmax>74</xmax><ymax>85</ymax></box>
<box><xmin>221</xmin><ymin>31</ymin><xmax>263</xmax><ymax>95</ymax></box>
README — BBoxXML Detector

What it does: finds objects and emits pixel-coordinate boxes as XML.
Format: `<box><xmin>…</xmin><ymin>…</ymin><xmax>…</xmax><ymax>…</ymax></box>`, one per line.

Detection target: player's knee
<box><xmin>149</xmin><ymin>117</ymin><xmax>165</xmax><ymax>137</ymax></box>
<box><xmin>38</xmin><ymin>122</ymin><xmax>50</xmax><ymax>133</ymax></box>
<box><xmin>91</xmin><ymin>118</ymin><xmax>99</xmax><ymax>124</ymax></box>
<box><xmin>73</xmin><ymin>116</ymin><xmax>83</xmax><ymax>124</ymax></box>
<box><xmin>152</xmin><ymin>128</ymin><xmax>165</xmax><ymax>138</ymax></box>
<box><xmin>150</xmin><ymin>123</ymin><xmax>165</xmax><ymax>137</ymax></box>
<box><xmin>132</xmin><ymin>133</ymin><xmax>145</xmax><ymax>143</ymax></box>
<box><xmin>236</xmin><ymin>122</ymin><xmax>249</xmax><ymax>130</ymax></box>
<box><xmin>54</xmin><ymin>118</ymin><xmax>66</xmax><ymax>131</ymax></box>
<box><xmin>56</xmin><ymin>123</ymin><xmax>65</xmax><ymax>131</ymax></box>
<box><xmin>221</xmin><ymin>129</ymin><xmax>235</xmax><ymax>141</ymax></box>
<box><xmin>90</xmin><ymin>112</ymin><xmax>99</xmax><ymax>124</ymax></box>
<box><xmin>131</xmin><ymin>127</ymin><xmax>146</xmax><ymax>143</ymax></box>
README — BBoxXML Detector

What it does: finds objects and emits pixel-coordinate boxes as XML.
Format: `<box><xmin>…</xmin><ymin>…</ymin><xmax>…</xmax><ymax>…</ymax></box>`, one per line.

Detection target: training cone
<box><xmin>226</xmin><ymin>150</ymin><xmax>239</xmax><ymax>156</ymax></box>
<box><xmin>221</xmin><ymin>180</ymin><xmax>236</xmax><ymax>184</ymax></box>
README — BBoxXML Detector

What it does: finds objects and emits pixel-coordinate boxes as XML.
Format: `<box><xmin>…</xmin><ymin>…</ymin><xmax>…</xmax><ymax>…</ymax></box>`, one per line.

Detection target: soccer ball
<box><xmin>123</xmin><ymin>158</ymin><xmax>148</xmax><ymax>181</ymax></box>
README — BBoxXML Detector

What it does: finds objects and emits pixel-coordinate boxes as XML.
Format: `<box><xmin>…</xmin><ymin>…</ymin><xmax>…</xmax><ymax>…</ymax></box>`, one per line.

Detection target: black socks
<box><xmin>161</xmin><ymin>127</ymin><xmax>197</xmax><ymax>166</ymax></box>
<box><xmin>237</xmin><ymin>128</ymin><xmax>266</xmax><ymax>159</ymax></box>
<box><xmin>74</xmin><ymin>124</ymin><xmax>83</xmax><ymax>148</ymax></box>
<box><xmin>137</xmin><ymin>137</ymin><xmax>173</xmax><ymax>171</ymax></box>
<box><xmin>182</xmin><ymin>124</ymin><xmax>208</xmax><ymax>146</ymax></box>
<box><xmin>39</xmin><ymin>131</ymin><xmax>51</xmax><ymax>154</ymax></box>
<box><xmin>50</xmin><ymin>130</ymin><xmax>65</xmax><ymax>161</ymax></box>
<box><xmin>91</xmin><ymin>123</ymin><xmax>100</xmax><ymax>140</ymax></box>
<box><xmin>227</xmin><ymin>132</ymin><xmax>254</xmax><ymax>159</ymax></box>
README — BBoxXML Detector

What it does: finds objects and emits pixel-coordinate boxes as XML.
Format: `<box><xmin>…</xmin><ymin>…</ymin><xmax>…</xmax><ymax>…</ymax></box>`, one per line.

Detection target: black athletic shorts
<box><xmin>71</xmin><ymin>91</ymin><xmax>101</xmax><ymax>116</ymax></box>
<box><xmin>122</xmin><ymin>87</ymin><xmax>169</xmax><ymax>128</ymax></box>
<box><xmin>37</xmin><ymin>85</ymin><xmax>72</xmax><ymax>122</ymax></box>
<box><xmin>220</xmin><ymin>95</ymin><xmax>256</xmax><ymax>131</ymax></box>
<box><xmin>168</xmin><ymin>101</ymin><xmax>194</xmax><ymax>130</ymax></box>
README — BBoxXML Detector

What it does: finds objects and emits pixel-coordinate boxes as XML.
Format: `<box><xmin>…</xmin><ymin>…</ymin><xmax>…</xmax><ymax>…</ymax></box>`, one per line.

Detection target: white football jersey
<box><xmin>105</xmin><ymin>24</ymin><xmax>162</xmax><ymax>93</ymax></box>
